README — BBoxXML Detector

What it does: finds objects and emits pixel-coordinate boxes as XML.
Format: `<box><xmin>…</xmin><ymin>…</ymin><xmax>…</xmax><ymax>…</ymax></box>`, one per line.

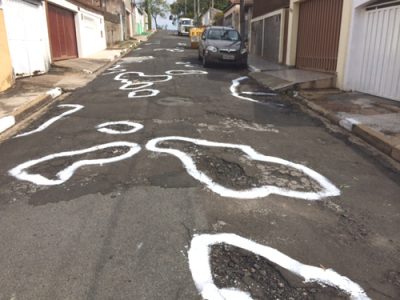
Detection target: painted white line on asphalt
<box><xmin>165</xmin><ymin>70</ymin><xmax>208</xmax><ymax>75</ymax></box>
<box><xmin>15</xmin><ymin>104</ymin><xmax>84</xmax><ymax>138</ymax></box>
<box><xmin>96</xmin><ymin>121</ymin><xmax>144</xmax><ymax>134</ymax></box>
<box><xmin>188</xmin><ymin>233</ymin><xmax>370</xmax><ymax>300</ymax></box>
<box><xmin>0</xmin><ymin>116</ymin><xmax>15</xmax><ymax>134</ymax></box>
<box><xmin>145</xmin><ymin>136</ymin><xmax>340</xmax><ymax>200</ymax></box>
<box><xmin>119</xmin><ymin>56</ymin><xmax>155</xmax><ymax>63</ymax></box>
<box><xmin>128</xmin><ymin>89</ymin><xmax>160</xmax><ymax>98</ymax></box>
<box><xmin>120</xmin><ymin>81</ymin><xmax>154</xmax><ymax>91</ymax></box>
<box><xmin>230</xmin><ymin>78</ymin><xmax>277</xmax><ymax>102</ymax></box>
<box><xmin>241</xmin><ymin>91</ymin><xmax>277</xmax><ymax>96</ymax></box>
<box><xmin>153</xmin><ymin>48</ymin><xmax>184</xmax><ymax>52</ymax></box>
<box><xmin>103</xmin><ymin>64</ymin><xmax>127</xmax><ymax>75</ymax></box>
<box><xmin>230</xmin><ymin>77</ymin><xmax>261</xmax><ymax>103</ymax></box>
<box><xmin>114</xmin><ymin>72</ymin><xmax>173</xmax><ymax>84</ymax></box>
<box><xmin>176</xmin><ymin>62</ymin><xmax>194</xmax><ymax>68</ymax></box>
<box><xmin>9</xmin><ymin>141</ymin><xmax>141</xmax><ymax>185</ymax></box>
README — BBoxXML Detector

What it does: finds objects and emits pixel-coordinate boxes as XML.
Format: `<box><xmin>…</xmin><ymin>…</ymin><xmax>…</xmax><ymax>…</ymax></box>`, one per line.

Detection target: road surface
<box><xmin>0</xmin><ymin>31</ymin><xmax>399</xmax><ymax>300</ymax></box>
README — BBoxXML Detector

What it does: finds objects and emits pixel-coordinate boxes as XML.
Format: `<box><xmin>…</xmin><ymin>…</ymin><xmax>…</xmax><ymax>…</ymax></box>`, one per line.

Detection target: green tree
<box><xmin>142</xmin><ymin>0</ymin><xmax>170</xmax><ymax>30</ymax></box>
<box><xmin>170</xmin><ymin>0</ymin><xmax>229</xmax><ymax>19</ymax></box>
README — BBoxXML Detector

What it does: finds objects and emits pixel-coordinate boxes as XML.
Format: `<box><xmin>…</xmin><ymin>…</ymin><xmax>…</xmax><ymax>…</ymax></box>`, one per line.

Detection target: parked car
<box><xmin>177</xmin><ymin>18</ymin><xmax>194</xmax><ymax>36</ymax></box>
<box><xmin>198</xmin><ymin>26</ymin><xmax>248</xmax><ymax>68</ymax></box>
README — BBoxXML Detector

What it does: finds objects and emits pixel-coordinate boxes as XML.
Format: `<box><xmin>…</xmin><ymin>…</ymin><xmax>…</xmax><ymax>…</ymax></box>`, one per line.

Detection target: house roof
<box><xmin>224</xmin><ymin>0</ymin><xmax>253</xmax><ymax>12</ymax></box>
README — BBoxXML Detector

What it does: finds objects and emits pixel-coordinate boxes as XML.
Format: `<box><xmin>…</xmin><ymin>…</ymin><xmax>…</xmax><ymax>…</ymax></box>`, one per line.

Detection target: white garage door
<box><xmin>3</xmin><ymin>0</ymin><xmax>48</xmax><ymax>77</ymax></box>
<box><xmin>358</xmin><ymin>4</ymin><xmax>400</xmax><ymax>101</ymax></box>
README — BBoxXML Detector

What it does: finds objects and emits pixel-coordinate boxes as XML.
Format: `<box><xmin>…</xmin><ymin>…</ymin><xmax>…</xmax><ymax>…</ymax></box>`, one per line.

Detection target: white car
<box><xmin>177</xmin><ymin>18</ymin><xmax>193</xmax><ymax>36</ymax></box>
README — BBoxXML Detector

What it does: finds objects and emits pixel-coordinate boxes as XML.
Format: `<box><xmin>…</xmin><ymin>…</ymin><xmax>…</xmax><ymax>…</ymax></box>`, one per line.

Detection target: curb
<box><xmin>290</xmin><ymin>92</ymin><xmax>400</xmax><ymax>163</ymax></box>
<box><xmin>0</xmin><ymin>87</ymin><xmax>62</xmax><ymax>136</ymax></box>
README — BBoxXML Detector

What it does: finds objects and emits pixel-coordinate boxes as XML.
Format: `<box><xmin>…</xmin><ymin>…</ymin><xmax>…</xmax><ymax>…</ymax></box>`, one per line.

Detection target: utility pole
<box><xmin>185</xmin><ymin>0</ymin><xmax>187</xmax><ymax>15</ymax></box>
<box><xmin>193</xmin><ymin>0</ymin><xmax>196</xmax><ymax>20</ymax></box>
<box><xmin>197</xmin><ymin>0</ymin><xmax>200</xmax><ymax>17</ymax></box>
<box><xmin>240</xmin><ymin>0</ymin><xmax>245</xmax><ymax>36</ymax></box>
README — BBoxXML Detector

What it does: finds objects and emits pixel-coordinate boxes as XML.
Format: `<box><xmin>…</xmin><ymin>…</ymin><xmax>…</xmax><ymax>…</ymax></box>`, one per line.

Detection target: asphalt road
<box><xmin>0</xmin><ymin>31</ymin><xmax>399</xmax><ymax>300</ymax></box>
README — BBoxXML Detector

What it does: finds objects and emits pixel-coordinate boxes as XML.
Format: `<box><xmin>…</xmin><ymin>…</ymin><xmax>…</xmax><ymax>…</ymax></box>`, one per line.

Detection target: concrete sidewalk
<box><xmin>0</xmin><ymin>41</ymin><xmax>139</xmax><ymax>138</ymax></box>
<box><xmin>248</xmin><ymin>54</ymin><xmax>336</xmax><ymax>91</ymax></box>
<box><xmin>249</xmin><ymin>56</ymin><xmax>400</xmax><ymax>163</ymax></box>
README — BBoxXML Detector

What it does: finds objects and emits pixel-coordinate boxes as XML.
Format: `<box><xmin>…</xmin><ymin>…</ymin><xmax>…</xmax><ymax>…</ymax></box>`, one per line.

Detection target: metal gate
<box><xmin>3</xmin><ymin>0</ymin><xmax>48</xmax><ymax>77</ymax></box>
<box><xmin>357</xmin><ymin>4</ymin><xmax>400</xmax><ymax>101</ymax></box>
<box><xmin>48</xmin><ymin>3</ymin><xmax>78</xmax><ymax>60</ymax></box>
<box><xmin>296</xmin><ymin>0</ymin><xmax>343</xmax><ymax>72</ymax></box>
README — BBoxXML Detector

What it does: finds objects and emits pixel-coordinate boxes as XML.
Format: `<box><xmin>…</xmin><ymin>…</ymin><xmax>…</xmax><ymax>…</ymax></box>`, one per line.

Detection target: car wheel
<box><xmin>202</xmin><ymin>54</ymin><xmax>209</xmax><ymax>68</ymax></box>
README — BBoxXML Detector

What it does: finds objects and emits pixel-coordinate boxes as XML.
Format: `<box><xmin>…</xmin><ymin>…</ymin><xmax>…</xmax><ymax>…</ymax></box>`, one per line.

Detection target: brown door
<box><xmin>48</xmin><ymin>3</ymin><xmax>78</xmax><ymax>61</ymax></box>
<box><xmin>296</xmin><ymin>0</ymin><xmax>343</xmax><ymax>72</ymax></box>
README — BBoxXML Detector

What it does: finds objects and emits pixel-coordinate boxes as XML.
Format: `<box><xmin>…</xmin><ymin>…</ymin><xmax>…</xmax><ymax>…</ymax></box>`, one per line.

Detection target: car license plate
<box><xmin>222</xmin><ymin>54</ymin><xmax>235</xmax><ymax>60</ymax></box>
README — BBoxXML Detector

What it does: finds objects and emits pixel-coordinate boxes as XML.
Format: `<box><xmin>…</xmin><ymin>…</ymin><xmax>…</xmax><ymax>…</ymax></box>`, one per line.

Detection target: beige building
<box><xmin>0</xmin><ymin>2</ymin><xmax>13</xmax><ymax>92</ymax></box>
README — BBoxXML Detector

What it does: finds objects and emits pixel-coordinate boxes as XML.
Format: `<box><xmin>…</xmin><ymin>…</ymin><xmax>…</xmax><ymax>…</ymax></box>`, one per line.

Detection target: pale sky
<box><xmin>155</xmin><ymin>0</ymin><xmax>176</xmax><ymax>30</ymax></box>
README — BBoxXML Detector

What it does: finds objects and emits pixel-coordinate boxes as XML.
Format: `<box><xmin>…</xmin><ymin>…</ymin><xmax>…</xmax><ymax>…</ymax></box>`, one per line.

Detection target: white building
<box><xmin>46</xmin><ymin>0</ymin><xmax>106</xmax><ymax>60</ymax></box>
<box><xmin>2</xmin><ymin>0</ymin><xmax>107</xmax><ymax>77</ymax></box>
<box><xmin>343</xmin><ymin>0</ymin><xmax>400</xmax><ymax>101</ymax></box>
<box><xmin>201</xmin><ymin>7</ymin><xmax>222</xmax><ymax>26</ymax></box>
<box><xmin>2</xmin><ymin>0</ymin><xmax>51</xmax><ymax>77</ymax></box>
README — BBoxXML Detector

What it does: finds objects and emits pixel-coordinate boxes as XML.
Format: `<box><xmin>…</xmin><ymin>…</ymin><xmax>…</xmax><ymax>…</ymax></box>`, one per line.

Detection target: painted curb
<box><xmin>0</xmin><ymin>87</ymin><xmax>63</xmax><ymax>137</ymax></box>
<box><xmin>249</xmin><ymin>73</ymin><xmax>400</xmax><ymax>163</ymax></box>
<box><xmin>298</xmin><ymin>96</ymin><xmax>400</xmax><ymax>163</ymax></box>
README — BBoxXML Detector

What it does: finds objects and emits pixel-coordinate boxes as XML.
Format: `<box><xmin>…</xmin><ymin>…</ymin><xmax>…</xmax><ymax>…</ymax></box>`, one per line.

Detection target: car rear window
<box><xmin>207</xmin><ymin>29</ymin><xmax>240</xmax><ymax>41</ymax></box>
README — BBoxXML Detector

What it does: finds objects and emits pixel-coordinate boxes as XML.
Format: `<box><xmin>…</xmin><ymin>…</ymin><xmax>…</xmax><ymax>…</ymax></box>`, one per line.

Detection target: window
<box><xmin>207</xmin><ymin>29</ymin><xmax>240</xmax><ymax>41</ymax></box>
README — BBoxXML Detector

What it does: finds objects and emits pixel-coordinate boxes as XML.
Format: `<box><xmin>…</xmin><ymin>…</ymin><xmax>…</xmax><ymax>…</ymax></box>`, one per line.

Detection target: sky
<box><xmin>154</xmin><ymin>0</ymin><xmax>177</xmax><ymax>30</ymax></box>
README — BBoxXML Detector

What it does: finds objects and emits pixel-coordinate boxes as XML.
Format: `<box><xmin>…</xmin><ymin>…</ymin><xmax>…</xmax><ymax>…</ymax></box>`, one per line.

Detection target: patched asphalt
<box><xmin>0</xmin><ymin>31</ymin><xmax>399</xmax><ymax>299</ymax></box>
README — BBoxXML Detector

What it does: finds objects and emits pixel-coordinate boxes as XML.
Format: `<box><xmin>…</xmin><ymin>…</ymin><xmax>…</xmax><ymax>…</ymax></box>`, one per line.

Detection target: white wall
<box><xmin>48</xmin><ymin>0</ymin><xmax>106</xmax><ymax>58</ymax></box>
<box><xmin>3</xmin><ymin>0</ymin><xmax>51</xmax><ymax>76</ymax></box>
<box><xmin>344</xmin><ymin>0</ymin><xmax>400</xmax><ymax>100</ymax></box>
<box><xmin>76</xmin><ymin>8</ymin><xmax>106</xmax><ymax>57</ymax></box>
<box><xmin>343</xmin><ymin>0</ymin><xmax>372</xmax><ymax>91</ymax></box>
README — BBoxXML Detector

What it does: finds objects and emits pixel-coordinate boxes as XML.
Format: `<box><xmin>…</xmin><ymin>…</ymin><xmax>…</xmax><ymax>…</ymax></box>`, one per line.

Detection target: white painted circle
<box><xmin>96</xmin><ymin>121</ymin><xmax>144</xmax><ymax>135</ymax></box>
<box><xmin>165</xmin><ymin>70</ymin><xmax>208</xmax><ymax>75</ymax></box>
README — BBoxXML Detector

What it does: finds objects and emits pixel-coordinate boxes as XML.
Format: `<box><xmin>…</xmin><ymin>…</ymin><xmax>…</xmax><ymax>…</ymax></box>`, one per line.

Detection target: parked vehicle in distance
<box><xmin>198</xmin><ymin>26</ymin><xmax>248</xmax><ymax>68</ymax></box>
<box><xmin>177</xmin><ymin>18</ymin><xmax>194</xmax><ymax>36</ymax></box>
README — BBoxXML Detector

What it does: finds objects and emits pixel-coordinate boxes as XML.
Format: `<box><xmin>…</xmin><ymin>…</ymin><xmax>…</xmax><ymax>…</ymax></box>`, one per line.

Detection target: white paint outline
<box><xmin>188</xmin><ymin>233</ymin><xmax>370</xmax><ymax>300</ymax></box>
<box><xmin>120</xmin><ymin>81</ymin><xmax>154</xmax><ymax>91</ymax></box>
<box><xmin>146</xmin><ymin>136</ymin><xmax>340</xmax><ymax>200</ymax></box>
<box><xmin>103</xmin><ymin>64</ymin><xmax>127</xmax><ymax>75</ymax></box>
<box><xmin>231</xmin><ymin>77</ymin><xmax>277</xmax><ymax>103</ymax></box>
<box><xmin>114</xmin><ymin>71</ymin><xmax>172</xmax><ymax>99</ymax></box>
<box><xmin>9</xmin><ymin>142</ymin><xmax>141</xmax><ymax>185</ymax></box>
<box><xmin>128</xmin><ymin>89</ymin><xmax>160</xmax><ymax>98</ymax></box>
<box><xmin>15</xmin><ymin>104</ymin><xmax>84</xmax><ymax>138</ymax></box>
<box><xmin>176</xmin><ymin>62</ymin><xmax>194</xmax><ymax>68</ymax></box>
<box><xmin>153</xmin><ymin>48</ymin><xmax>184</xmax><ymax>53</ymax></box>
<box><xmin>241</xmin><ymin>91</ymin><xmax>277</xmax><ymax>96</ymax></box>
<box><xmin>96</xmin><ymin>121</ymin><xmax>144</xmax><ymax>134</ymax></box>
<box><xmin>119</xmin><ymin>56</ymin><xmax>155</xmax><ymax>63</ymax></box>
<box><xmin>165</xmin><ymin>70</ymin><xmax>208</xmax><ymax>76</ymax></box>
<box><xmin>114</xmin><ymin>72</ymin><xmax>172</xmax><ymax>84</ymax></box>
<box><xmin>230</xmin><ymin>77</ymin><xmax>261</xmax><ymax>103</ymax></box>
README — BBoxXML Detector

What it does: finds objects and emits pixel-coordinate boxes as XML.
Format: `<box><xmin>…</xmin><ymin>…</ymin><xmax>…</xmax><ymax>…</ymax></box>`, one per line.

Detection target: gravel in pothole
<box><xmin>160</xmin><ymin>141</ymin><xmax>322</xmax><ymax>192</ymax></box>
<box><xmin>211</xmin><ymin>244</ymin><xmax>350</xmax><ymax>300</ymax></box>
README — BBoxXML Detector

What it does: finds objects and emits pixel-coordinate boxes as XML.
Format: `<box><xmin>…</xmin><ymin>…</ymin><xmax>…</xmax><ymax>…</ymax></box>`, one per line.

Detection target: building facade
<box><xmin>0</xmin><ymin>0</ymin><xmax>14</xmax><ymax>91</ymax></box>
<box><xmin>250</xmin><ymin>0</ymin><xmax>289</xmax><ymax>63</ymax></box>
